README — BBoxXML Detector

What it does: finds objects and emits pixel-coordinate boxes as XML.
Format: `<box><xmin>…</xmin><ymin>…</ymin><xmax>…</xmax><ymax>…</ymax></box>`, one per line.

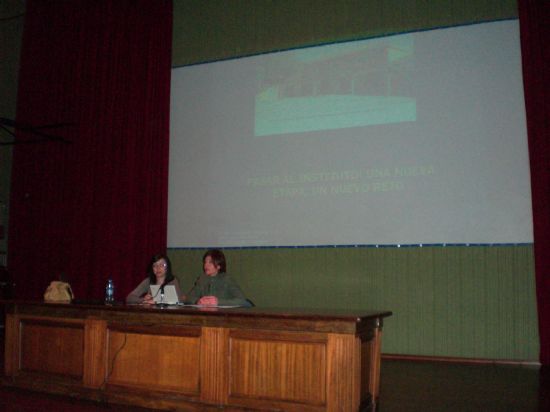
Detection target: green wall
<box><xmin>172</xmin><ymin>0</ymin><xmax>518</xmax><ymax>66</ymax></box>
<box><xmin>169</xmin><ymin>246</ymin><xmax>538</xmax><ymax>360</ymax></box>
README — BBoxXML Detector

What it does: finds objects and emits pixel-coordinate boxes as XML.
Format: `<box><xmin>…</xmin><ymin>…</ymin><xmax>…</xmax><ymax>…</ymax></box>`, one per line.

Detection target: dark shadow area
<box><xmin>379</xmin><ymin>358</ymin><xmax>546</xmax><ymax>412</ymax></box>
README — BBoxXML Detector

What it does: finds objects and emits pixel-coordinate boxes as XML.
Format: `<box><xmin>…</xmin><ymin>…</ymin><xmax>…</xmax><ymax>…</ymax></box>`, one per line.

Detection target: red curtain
<box><xmin>518</xmin><ymin>0</ymin><xmax>550</xmax><ymax>365</ymax></box>
<box><xmin>8</xmin><ymin>0</ymin><xmax>172</xmax><ymax>301</ymax></box>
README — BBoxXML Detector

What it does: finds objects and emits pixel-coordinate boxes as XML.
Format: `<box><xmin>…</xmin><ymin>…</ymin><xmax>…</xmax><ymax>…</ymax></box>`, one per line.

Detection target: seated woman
<box><xmin>184</xmin><ymin>249</ymin><xmax>251</xmax><ymax>307</ymax></box>
<box><xmin>126</xmin><ymin>254</ymin><xmax>182</xmax><ymax>304</ymax></box>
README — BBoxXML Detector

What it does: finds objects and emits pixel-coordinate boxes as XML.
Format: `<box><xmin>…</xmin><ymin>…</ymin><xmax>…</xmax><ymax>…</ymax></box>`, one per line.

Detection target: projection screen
<box><xmin>168</xmin><ymin>20</ymin><xmax>533</xmax><ymax>248</ymax></box>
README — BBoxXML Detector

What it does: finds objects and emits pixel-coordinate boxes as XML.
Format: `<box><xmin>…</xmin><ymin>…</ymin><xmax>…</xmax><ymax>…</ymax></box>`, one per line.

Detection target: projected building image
<box><xmin>255</xmin><ymin>36</ymin><xmax>416</xmax><ymax>136</ymax></box>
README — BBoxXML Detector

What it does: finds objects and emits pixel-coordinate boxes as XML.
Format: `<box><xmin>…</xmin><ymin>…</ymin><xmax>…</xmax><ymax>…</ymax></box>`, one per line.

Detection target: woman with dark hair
<box><xmin>184</xmin><ymin>249</ymin><xmax>250</xmax><ymax>307</ymax></box>
<box><xmin>126</xmin><ymin>254</ymin><xmax>182</xmax><ymax>304</ymax></box>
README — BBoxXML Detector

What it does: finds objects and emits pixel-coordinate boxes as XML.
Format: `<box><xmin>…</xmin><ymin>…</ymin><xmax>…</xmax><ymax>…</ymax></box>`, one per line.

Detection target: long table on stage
<box><xmin>2</xmin><ymin>300</ymin><xmax>391</xmax><ymax>411</ymax></box>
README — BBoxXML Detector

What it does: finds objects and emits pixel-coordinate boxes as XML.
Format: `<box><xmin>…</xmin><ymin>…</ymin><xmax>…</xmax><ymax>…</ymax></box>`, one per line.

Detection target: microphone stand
<box><xmin>157</xmin><ymin>283</ymin><xmax>169</xmax><ymax>308</ymax></box>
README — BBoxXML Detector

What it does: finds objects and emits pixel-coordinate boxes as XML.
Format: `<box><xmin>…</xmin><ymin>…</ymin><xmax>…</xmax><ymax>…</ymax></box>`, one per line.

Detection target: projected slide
<box><xmin>168</xmin><ymin>20</ymin><xmax>532</xmax><ymax>248</ymax></box>
<box><xmin>255</xmin><ymin>36</ymin><xmax>415</xmax><ymax>136</ymax></box>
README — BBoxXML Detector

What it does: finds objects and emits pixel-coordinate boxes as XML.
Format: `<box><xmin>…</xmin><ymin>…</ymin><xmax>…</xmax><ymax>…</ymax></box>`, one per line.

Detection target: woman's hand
<box><xmin>197</xmin><ymin>295</ymin><xmax>218</xmax><ymax>306</ymax></box>
<box><xmin>141</xmin><ymin>293</ymin><xmax>155</xmax><ymax>305</ymax></box>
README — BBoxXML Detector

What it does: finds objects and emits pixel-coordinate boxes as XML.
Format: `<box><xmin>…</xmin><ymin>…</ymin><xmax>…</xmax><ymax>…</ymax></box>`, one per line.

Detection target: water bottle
<box><xmin>105</xmin><ymin>278</ymin><xmax>114</xmax><ymax>304</ymax></box>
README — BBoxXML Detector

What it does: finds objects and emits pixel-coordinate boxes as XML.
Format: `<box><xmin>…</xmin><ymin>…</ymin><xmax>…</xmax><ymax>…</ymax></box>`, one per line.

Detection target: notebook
<box><xmin>149</xmin><ymin>284</ymin><xmax>179</xmax><ymax>305</ymax></box>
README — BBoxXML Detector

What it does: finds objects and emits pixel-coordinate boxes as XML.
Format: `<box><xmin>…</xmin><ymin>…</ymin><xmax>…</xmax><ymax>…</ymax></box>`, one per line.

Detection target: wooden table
<box><xmin>2</xmin><ymin>300</ymin><xmax>391</xmax><ymax>411</ymax></box>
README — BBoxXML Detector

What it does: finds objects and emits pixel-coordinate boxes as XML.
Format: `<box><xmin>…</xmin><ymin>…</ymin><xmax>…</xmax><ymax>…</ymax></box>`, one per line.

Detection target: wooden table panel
<box><xmin>230</xmin><ymin>332</ymin><xmax>327</xmax><ymax>405</ymax></box>
<box><xmin>20</xmin><ymin>319</ymin><xmax>84</xmax><ymax>378</ymax></box>
<box><xmin>327</xmin><ymin>333</ymin><xmax>361</xmax><ymax>411</ymax></box>
<box><xmin>200</xmin><ymin>326</ymin><xmax>230</xmax><ymax>404</ymax></box>
<box><xmin>107</xmin><ymin>330</ymin><xmax>201</xmax><ymax>394</ymax></box>
<box><xmin>83</xmin><ymin>318</ymin><xmax>107</xmax><ymax>388</ymax></box>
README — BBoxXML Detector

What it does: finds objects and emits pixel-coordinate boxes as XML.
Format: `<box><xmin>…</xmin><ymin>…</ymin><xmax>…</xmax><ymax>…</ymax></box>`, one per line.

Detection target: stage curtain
<box><xmin>8</xmin><ymin>0</ymin><xmax>172</xmax><ymax>301</ymax></box>
<box><xmin>518</xmin><ymin>0</ymin><xmax>550</xmax><ymax>365</ymax></box>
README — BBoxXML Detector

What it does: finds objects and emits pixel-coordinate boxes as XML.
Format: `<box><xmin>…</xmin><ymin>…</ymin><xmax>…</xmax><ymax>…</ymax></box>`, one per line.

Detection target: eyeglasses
<box><xmin>153</xmin><ymin>262</ymin><xmax>167</xmax><ymax>268</ymax></box>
